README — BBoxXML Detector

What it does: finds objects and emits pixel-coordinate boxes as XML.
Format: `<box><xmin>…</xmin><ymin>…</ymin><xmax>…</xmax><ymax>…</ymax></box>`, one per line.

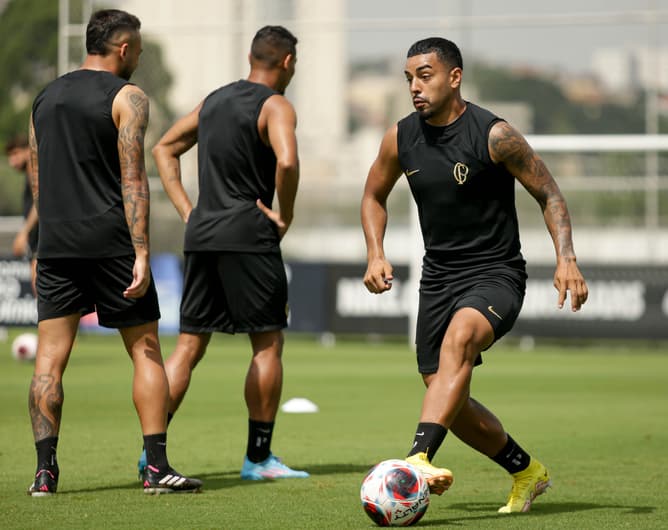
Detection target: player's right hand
<box><xmin>256</xmin><ymin>199</ymin><xmax>289</xmax><ymax>239</ymax></box>
<box><xmin>182</xmin><ymin>206</ymin><xmax>192</xmax><ymax>223</ymax></box>
<box><xmin>124</xmin><ymin>253</ymin><xmax>151</xmax><ymax>299</ymax></box>
<box><xmin>364</xmin><ymin>258</ymin><xmax>394</xmax><ymax>294</ymax></box>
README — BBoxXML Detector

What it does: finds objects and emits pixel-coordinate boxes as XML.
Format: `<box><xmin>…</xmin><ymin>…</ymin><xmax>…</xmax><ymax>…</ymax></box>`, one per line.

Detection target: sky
<box><xmin>347</xmin><ymin>0</ymin><xmax>668</xmax><ymax>74</ymax></box>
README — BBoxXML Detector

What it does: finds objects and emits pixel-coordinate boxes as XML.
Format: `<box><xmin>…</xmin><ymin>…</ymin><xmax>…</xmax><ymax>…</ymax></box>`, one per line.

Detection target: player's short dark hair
<box><xmin>407</xmin><ymin>37</ymin><xmax>463</xmax><ymax>70</ymax></box>
<box><xmin>250</xmin><ymin>25</ymin><xmax>298</xmax><ymax>67</ymax></box>
<box><xmin>4</xmin><ymin>133</ymin><xmax>29</xmax><ymax>154</ymax></box>
<box><xmin>86</xmin><ymin>9</ymin><xmax>141</xmax><ymax>55</ymax></box>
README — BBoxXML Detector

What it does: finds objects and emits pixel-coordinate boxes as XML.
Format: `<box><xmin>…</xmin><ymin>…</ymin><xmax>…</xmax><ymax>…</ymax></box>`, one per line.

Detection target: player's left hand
<box><xmin>12</xmin><ymin>231</ymin><xmax>28</xmax><ymax>257</ymax></box>
<box><xmin>256</xmin><ymin>199</ymin><xmax>289</xmax><ymax>239</ymax></box>
<box><xmin>124</xmin><ymin>253</ymin><xmax>151</xmax><ymax>299</ymax></box>
<box><xmin>554</xmin><ymin>257</ymin><xmax>588</xmax><ymax>311</ymax></box>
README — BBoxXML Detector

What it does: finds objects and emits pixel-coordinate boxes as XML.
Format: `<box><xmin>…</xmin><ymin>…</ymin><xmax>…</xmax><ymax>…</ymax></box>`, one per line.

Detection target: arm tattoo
<box><xmin>28</xmin><ymin>115</ymin><xmax>39</xmax><ymax>209</ymax></box>
<box><xmin>118</xmin><ymin>90</ymin><xmax>150</xmax><ymax>251</ymax></box>
<box><xmin>29</xmin><ymin>374</ymin><xmax>63</xmax><ymax>440</ymax></box>
<box><xmin>490</xmin><ymin>122</ymin><xmax>575</xmax><ymax>259</ymax></box>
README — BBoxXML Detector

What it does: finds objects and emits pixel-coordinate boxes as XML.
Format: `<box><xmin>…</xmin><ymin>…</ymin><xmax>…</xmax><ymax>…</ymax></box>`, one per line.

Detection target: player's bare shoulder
<box><xmin>374</xmin><ymin>123</ymin><xmax>401</xmax><ymax>173</ymax></box>
<box><xmin>113</xmin><ymin>84</ymin><xmax>149</xmax><ymax>128</ymax></box>
<box><xmin>261</xmin><ymin>94</ymin><xmax>296</xmax><ymax>123</ymax></box>
<box><xmin>488</xmin><ymin>118</ymin><xmax>555</xmax><ymax>193</ymax></box>
<box><xmin>381</xmin><ymin>123</ymin><xmax>399</xmax><ymax>154</ymax></box>
<box><xmin>487</xmin><ymin>120</ymin><xmax>533</xmax><ymax>167</ymax></box>
<box><xmin>115</xmin><ymin>84</ymin><xmax>149</xmax><ymax>178</ymax></box>
<box><xmin>258</xmin><ymin>94</ymin><xmax>297</xmax><ymax>144</ymax></box>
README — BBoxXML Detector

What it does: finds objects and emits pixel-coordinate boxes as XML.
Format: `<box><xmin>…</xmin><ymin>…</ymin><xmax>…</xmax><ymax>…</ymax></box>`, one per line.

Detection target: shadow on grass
<box><xmin>60</xmin><ymin>462</ymin><xmax>376</xmax><ymax>494</ymax></box>
<box><xmin>185</xmin><ymin>462</ymin><xmax>377</xmax><ymax>491</ymax></box>
<box><xmin>296</xmin><ymin>462</ymin><xmax>377</xmax><ymax>475</ymax></box>
<box><xmin>418</xmin><ymin>502</ymin><xmax>657</xmax><ymax>526</ymax></box>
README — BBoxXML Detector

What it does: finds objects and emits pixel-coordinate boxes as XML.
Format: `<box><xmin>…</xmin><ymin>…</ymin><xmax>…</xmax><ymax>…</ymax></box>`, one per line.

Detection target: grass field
<box><xmin>1</xmin><ymin>329</ymin><xmax>666</xmax><ymax>529</ymax></box>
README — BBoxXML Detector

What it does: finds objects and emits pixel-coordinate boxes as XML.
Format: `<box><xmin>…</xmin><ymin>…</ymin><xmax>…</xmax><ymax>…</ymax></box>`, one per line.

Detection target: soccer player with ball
<box><xmin>361</xmin><ymin>37</ymin><xmax>588</xmax><ymax>513</ymax></box>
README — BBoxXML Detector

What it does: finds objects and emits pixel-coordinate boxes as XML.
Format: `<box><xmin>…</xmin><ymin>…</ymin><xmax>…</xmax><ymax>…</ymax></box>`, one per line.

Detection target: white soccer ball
<box><xmin>360</xmin><ymin>459</ymin><xmax>430</xmax><ymax>527</ymax></box>
<box><xmin>11</xmin><ymin>332</ymin><xmax>38</xmax><ymax>362</ymax></box>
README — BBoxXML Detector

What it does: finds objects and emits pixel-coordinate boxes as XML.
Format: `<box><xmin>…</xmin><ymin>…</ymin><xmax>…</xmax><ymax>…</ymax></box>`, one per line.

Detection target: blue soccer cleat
<box><xmin>137</xmin><ymin>448</ymin><xmax>147</xmax><ymax>480</ymax></box>
<box><xmin>240</xmin><ymin>453</ymin><xmax>309</xmax><ymax>480</ymax></box>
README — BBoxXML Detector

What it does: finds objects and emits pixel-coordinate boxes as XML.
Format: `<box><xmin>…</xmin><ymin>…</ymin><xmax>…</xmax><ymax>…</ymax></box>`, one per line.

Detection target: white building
<box><xmin>119</xmin><ymin>0</ymin><xmax>347</xmax><ymax>188</ymax></box>
<box><xmin>592</xmin><ymin>46</ymin><xmax>668</xmax><ymax>93</ymax></box>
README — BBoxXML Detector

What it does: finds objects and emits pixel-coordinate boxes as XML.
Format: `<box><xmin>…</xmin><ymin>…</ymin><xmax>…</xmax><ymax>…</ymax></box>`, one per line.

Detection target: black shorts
<box><xmin>36</xmin><ymin>256</ymin><xmax>160</xmax><ymax>328</ymax></box>
<box><xmin>415</xmin><ymin>256</ymin><xmax>526</xmax><ymax>374</ymax></box>
<box><xmin>180</xmin><ymin>251</ymin><xmax>288</xmax><ymax>334</ymax></box>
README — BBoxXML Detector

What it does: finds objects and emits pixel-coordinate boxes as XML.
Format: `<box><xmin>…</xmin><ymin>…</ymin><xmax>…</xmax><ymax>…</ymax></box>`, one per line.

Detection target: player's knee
<box><xmin>442</xmin><ymin>324</ymin><xmax>480</xmax><ymax>359</ymax></box>
<box><xmin>34</xmin><ymin>344</ymin><xmax>70</xmax><ymax>374</ymax></box>
<box><xmin>444</xmin><ymin>312</ymin><xmax>492</xmax><ymax>358</ymax></box>
<box><xmin>250</xmin><ymin>330</ymin><xmax>284</xmax><ymax>358</ymax></box>
<box><xmin>175</xmin><ymin>333</ymin><xmax>209</xmax><ymax>364</ymax></box>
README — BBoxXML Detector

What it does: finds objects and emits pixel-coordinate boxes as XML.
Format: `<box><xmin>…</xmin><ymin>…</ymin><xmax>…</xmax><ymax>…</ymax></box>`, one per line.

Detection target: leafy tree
<box><xmin>469</xmin><ymin>61</ymin><xmax>661</xmax><ymax>135</ymax></box>
<box><xmin>0</xmin><ymin>0</ymin><xmax>175</xmax><ymax>214</ymax></box>
<box><xmin>0</xmin><ymin>0</ymin><xmax>57</xmax><ymax>146</ymax></box>
<box><xmin>131</xmin><ymin>40</ymin><xmax>176</xmax><ymax>172</ymax></box>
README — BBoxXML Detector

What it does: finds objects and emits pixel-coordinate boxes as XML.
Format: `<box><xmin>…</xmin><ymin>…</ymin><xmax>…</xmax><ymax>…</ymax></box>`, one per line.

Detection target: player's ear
<box><xmin>118</xmin><ymin>42</ymin><xmax>129</xmax><ymax>60</ymax></box>
<box><xmin>449</xmin><ymin>66</ymin><xmax>462</xmax><ymax>89</ymax></box>
<box><xmin>281</xmin><ymin>53</ymin><xmax>294</xmax><ymax>70</ymax></box>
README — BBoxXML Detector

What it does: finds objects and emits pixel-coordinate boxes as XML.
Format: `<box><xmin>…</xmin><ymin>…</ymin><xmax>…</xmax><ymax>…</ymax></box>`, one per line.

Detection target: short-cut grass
<box><xmin>1</xmin><ymin>330</ymin><xmax>666</xmax><ymax>529</ymax></box>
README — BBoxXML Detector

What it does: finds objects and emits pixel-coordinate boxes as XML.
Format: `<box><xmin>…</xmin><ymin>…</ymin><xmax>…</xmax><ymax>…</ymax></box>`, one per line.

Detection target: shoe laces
<box><xmin>410</xmin><ymin>452</ymin><xmax>429</xmax><ymax>463</ymax></box>
<box><xmin>508</xmin><ymin>472</ymin><xmax>534</xmax><ymax>502</ymax></box>
<box><xmin>267</xmin><ymin>457</ymin><xmax>289</xmax><ymax>470</ymax></box>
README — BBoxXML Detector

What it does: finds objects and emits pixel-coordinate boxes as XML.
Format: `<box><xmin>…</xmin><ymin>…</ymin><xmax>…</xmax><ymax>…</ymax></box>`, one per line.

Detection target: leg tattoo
<box><xmin>29</xmin><ymin>374</ymin><xmax>63</xmax><ymax>441</ymax></box>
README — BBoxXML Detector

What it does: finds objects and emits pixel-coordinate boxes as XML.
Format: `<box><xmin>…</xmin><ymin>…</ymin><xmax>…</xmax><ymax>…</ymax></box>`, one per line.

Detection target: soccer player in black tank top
<box><xmin>361</xmin><ymin>38</ymin><xmax>589</xmax><ymax>513</ymax></box>
<box><xmin>148</xmin><ymin>26</ymin><xmax>308</xmax><ymax>481</ymax></box>
<box><xmin>26</xmin><ymin>9</ymin><xmax>201</xmax><ymax>496</ymax></box>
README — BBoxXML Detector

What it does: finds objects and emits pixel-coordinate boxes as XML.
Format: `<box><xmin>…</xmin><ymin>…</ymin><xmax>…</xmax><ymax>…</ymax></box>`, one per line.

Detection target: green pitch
<box><xmin>1</xmin><ymin>330</ymin><xmax>666</xmax><ymax>529</ymax></box>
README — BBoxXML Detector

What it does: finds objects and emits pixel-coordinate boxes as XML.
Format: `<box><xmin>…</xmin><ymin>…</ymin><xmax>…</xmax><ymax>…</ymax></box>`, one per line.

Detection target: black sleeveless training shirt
<box><xmin>32</xmin><ymin>70</ymin><xmax>133</xmax><ymax>258</ymax></box>
<box><xmin>397</xmin><ymin>102</ymin><xmax>525</xmax><ymax>271</ymax></box>
<box><xmin>185</xmin><ymin>80</ymin><xmax>280</xmax><ymax>252</ymax></box>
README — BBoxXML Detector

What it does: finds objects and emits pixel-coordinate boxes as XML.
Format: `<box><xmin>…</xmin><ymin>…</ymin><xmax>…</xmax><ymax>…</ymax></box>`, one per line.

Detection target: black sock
<box><xmin>143</xmin><ymin>432</ymin><xmax>169</xmax><ymax>470</ymax></box>
<box><xmin>491</xmin><ymin>434</ymin><xmax>530</xmax><ymax>474</ymax></box>
<box><xmin>35</xmin><ymin>436</ymin><xmax>58</xmax><ymax>473</ymax></box>
<box><xmin>141</xmin><ymin>413</ymin><xmax>173</xmax><ymax>453</ymax></box>
<box><xmin>406</xmin><ymin>422</ymin><xmax>448</xmax><ymax>461</ymax></box>
<box><xmin>247</xmin><ymin>419</ymin><xmax>274</xmax><ymax>463</ymax></box>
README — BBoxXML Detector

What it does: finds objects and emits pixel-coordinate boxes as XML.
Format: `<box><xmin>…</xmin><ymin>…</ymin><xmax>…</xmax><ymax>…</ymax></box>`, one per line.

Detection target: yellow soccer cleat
<box><xmin>405</xmin><ymin>452</ymin><xmax>454</xmax><ymax>495</ymax></box>
<box><xmin>498</xmin><ymin>458</ymin><xmax>552</xmax><ymax>514</ymax></box>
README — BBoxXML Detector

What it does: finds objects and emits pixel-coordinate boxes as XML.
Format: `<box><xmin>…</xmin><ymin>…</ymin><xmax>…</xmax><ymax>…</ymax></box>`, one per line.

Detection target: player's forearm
<box><xmin>542</xmin><ymin>190</ymin><xmax>577</xmax><ymax>261</ymax></box>
<box><xmin>122</xmin><ymin>174</ymin><xmax>151</xmax><ymax>256</ymax></box>
<box><xmin>117</xmin><ymin>88</ymin><xmax>151</xmax><ymax>255</ymax></box>
<box><xmin>361</xmin><ymin>196</ymin><xmax>388</xmax><ymax>261</ymax></box>
<box><xmin>275</xmin><ymin>162</ymin><xmax>299</xmax><ymax>227</ymax></box>
<box><xmin>28</xmin><ymin>114</ymin><xmax>39</xmax><ymax>211</ymax></box>
<box><xmin>23</xmin><ymin>205</ymin><xmax>38</xmax><ymax>232</ymax></box>
<box><xmin>154</xmin><ymin>148</ymin><xmax>192</xmax><ymax>222</ymax></box>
